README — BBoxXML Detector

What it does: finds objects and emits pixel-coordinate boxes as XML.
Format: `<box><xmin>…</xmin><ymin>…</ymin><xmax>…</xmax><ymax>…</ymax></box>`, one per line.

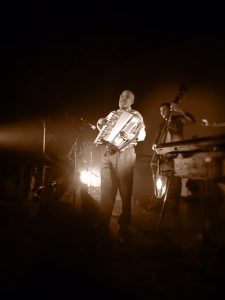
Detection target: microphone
<box><xmin>80</xmin><ymin>117</ymin><xmax>96</xmax><ymax>130</ymax></box>
<box><xmin>201</xmin><ymin>118</ymin><xmax>225</xmax><ymax>128</ymax></box>
<box><xmin>201</xmin><ymin>119</ymin><xmax>209</xmax><ymax>127</ymax></box>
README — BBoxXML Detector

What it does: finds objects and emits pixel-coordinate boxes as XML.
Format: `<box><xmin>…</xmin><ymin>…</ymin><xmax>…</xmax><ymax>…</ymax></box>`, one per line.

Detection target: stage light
<box><xmin>155</xmin><ymin>175</ymin><xmax>167</xmax><ymax>198</ymax></box>
<box><xmin>80</xmin><ymin>170</ymin><xmax>92</xmax><ymax>186</ymax></box>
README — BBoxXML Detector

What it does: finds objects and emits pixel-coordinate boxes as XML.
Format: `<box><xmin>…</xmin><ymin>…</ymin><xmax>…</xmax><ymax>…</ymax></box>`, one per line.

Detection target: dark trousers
<box><xmin>100</xmin><ymin>147</ymin><xmax>136</xmax><ymax>229</ymax></box>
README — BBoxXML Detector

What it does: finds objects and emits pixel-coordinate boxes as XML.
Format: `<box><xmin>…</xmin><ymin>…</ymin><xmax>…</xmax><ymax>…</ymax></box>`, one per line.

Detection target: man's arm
<box><xmin>137</xmin><ymin>124</ymin><xmax>146</xmax><ymax>141</ymax></box>
<box><xmin>170</xmin><ymin>103</ymin><xmax>195</xmax><ymax>125</ymax></box>
<box><xmin>181</xmin><ymin>111</ymin><xmax>196</xmax><ymax>125</ymax></box>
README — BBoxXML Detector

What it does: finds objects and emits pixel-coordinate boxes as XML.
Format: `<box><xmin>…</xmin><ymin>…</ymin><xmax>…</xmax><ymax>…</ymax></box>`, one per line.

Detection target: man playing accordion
<box><xmin>94</xmin><ymin>90</ymin><xmax>146</xmax><ymax>242</ymax></box>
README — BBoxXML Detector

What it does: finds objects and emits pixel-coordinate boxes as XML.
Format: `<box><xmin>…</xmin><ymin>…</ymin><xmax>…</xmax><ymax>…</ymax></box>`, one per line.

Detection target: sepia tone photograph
<box><xmin>0</xmin><ymin>2</ymin><xmax>225</xmax><ymax>298</ymax></box>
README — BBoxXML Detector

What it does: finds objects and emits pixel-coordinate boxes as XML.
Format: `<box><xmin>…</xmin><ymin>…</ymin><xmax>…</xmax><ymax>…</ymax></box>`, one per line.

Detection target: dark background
<box><xmin>0</xmin><ymin>2</ymin><xmax>225</xmax><ymax>171</ymax></box>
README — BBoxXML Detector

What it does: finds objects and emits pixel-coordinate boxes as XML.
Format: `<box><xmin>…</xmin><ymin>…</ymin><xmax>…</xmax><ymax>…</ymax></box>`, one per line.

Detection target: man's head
<box><xmin>160</xmin><ymin>102</ymin><xmax>170</xmax><ymax>119</ymax></box>
<box><xmin>119</xmin><ymin>90</ymin><xmax>135</xmax><ymax>110</ymax></box>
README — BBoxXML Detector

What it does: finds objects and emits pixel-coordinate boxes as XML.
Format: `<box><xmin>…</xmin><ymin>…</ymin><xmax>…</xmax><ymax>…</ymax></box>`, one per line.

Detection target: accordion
<box><xmin>94</xmin><ymin>110</ymin><xmax>142</xmax><ymax>152</ymax></box>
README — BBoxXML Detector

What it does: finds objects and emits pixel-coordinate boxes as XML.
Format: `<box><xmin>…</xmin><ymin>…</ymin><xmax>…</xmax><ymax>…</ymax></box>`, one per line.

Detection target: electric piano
<box><xmin>154</xmin><ymin>134</ymin><xmax>225</xmax><ymax>180</ymax></box>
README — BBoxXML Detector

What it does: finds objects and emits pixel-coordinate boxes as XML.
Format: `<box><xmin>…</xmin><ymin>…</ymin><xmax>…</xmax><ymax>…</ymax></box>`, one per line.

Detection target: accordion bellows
<box><xmin>94</xmin><ymin>110</ymin><xmax>141</xmax><ymax>152</ymax></box>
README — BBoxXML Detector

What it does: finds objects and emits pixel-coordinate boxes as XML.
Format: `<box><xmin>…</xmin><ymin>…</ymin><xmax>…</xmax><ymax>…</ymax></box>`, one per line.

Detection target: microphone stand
<box><xmin>68</xmin><ymin>130</ymin><xmax>81</xmax><ymax>208</ymax></box>
<box><xmin>201</xmin><ymin>119</ymin><xmax>225</xmax><ymax>128</ymax></box>
<box><xmin>28</xmin><ymin>120</ymin><xmax>48</xmax><ymax>201</ymax></box>
<box><xmin>42</xmin><ymin>120</ymin><xmax>46</xmax><ymax>155</ymax></box>
<box><xmin>41</xmin><ymin>120</ymin><xmax>47</xmax><ymax>193</ymax></box>
<box><xmin>68</xmin><ymin>123</ymin><xmax>87</xmax><ymax>208</ymax></box>
<box><xmin>67</xmin><ymin>117</ymin><xmax>95</xmax><ymax>208</ymax></box>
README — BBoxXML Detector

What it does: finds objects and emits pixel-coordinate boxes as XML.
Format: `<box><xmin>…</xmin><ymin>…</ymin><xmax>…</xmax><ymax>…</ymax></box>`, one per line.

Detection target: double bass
<box><xmin>150</xmin><ymin>84</ymin><xmax>188</xmax><ymax>199</ymax></box>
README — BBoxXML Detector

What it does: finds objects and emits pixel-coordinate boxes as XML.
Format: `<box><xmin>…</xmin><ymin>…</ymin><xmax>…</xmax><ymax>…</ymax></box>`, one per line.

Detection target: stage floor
<box><xmin>1</xmin><ymin>194</ymin><xmax>225</xmax><ymax>298</ymax></box>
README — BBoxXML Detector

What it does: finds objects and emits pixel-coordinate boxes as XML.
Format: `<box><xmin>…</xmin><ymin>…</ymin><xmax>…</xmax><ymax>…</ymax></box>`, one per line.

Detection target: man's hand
<box><xmin>120</xmin><ymin>131</ymin><xmax>136</xmax><ymax>141</ymax></box>
<box><xmin>170</xmin><ymin>103</ymin><xmax>181</xmax><ymax>112</ymax></box>
<box><xmin>120</xmin><ymin>131</ymin><xmax>129</xmax><ymax>140</ymax></box>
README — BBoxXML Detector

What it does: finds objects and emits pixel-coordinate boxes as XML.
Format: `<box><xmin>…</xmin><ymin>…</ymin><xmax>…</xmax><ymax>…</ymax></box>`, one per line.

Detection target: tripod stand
<box><xmin>68</xmin><ymin>127</ymin><xmax>83</xmax><ymax>208</ymax></box>
<box><xmin>67</xmin><ymin>120</ymin><xmax>95</xmax><ymax>206</ymax></box>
